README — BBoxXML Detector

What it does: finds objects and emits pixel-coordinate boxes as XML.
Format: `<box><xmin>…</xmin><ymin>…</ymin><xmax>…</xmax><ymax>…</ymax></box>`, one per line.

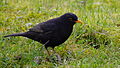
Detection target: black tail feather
<box><xmin>4</xmin><ymin>33</ymin><xmax>25</xmax><ymax>37</ymax></box>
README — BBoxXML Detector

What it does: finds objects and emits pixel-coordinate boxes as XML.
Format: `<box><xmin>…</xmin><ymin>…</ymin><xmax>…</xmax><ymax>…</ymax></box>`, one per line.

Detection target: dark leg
<box><xmin>52</xmin><ymin>48</ymin><xmax>56</xmax><ymax>54</ymax></box>
<box><xmin>43</xmin><ymin>40</ymin><xmax>50</xmax><ymax>56</ymax></box>
<box><xmin>45</xmin><ymin>47</ymin><xmax>50</xmax><ymax>56</ymax></box>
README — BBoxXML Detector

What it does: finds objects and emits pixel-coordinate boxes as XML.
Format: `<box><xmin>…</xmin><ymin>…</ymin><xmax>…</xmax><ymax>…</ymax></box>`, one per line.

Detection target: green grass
<box><xmin>0</xmin><ymin>0</ymin><xmax>120</xmax><ymax>68</ymax></box>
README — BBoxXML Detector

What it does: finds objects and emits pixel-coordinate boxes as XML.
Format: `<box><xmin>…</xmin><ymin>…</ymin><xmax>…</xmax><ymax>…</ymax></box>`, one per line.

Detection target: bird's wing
<box><xmin>29</xmin><ymin>22</ymin><xmax>57</xmax><ymax>35</ymax></box>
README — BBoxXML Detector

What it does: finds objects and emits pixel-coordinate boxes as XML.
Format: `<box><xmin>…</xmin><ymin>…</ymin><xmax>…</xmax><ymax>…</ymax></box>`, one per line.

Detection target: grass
<box><xmin>0</xmin><ymin>0</ymin><xmax>120</xmax><ymax>68</ymax></box>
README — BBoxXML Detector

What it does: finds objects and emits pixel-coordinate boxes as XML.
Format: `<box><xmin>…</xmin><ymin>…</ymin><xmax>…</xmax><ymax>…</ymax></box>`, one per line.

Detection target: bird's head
<box><xmin>60</xmin><ymin>13</ymin><xmax>83</xmax><ymax>24</ymax></box>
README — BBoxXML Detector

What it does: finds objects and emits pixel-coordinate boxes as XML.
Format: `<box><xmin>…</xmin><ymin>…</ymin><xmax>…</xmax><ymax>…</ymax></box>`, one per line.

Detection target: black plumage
<box><xmin>4</xmin><ymin>13</ymin><xmax>82</xmax><ymax>55</ymax></box>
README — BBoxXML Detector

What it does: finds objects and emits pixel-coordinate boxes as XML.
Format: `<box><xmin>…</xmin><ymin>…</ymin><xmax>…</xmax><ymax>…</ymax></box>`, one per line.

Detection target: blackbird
<box><xmin>4</xmin><ymin>13</ymin><xmax>83</xmax><ymax>55</ymax></box>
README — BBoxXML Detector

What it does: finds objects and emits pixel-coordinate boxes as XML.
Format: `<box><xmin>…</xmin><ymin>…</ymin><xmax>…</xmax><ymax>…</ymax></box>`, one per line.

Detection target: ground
<box><xmin>0</xmin><ymin>0</ymin><xmax>120</xmax><ymax>68</ymax></box>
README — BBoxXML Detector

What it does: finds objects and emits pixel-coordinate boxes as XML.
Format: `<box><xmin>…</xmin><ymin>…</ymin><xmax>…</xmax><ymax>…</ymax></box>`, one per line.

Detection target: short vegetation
<box><xmin>0</xmin><ymin>0</ymin><xmax>119</xmax><ymax>68</ymax></box>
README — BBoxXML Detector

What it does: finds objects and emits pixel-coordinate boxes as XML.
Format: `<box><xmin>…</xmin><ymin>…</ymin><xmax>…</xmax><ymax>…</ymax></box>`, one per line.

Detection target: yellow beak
<box><xmin>75</xmin><ymin>20</ymin><xmax>83</xmax><ymax>24</ymax></box>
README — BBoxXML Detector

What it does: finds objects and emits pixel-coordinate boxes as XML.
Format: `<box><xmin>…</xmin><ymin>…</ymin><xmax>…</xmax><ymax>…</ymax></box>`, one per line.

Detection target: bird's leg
<box><xmin>52</xmin><ymin>48</ymin><xmax>56</xmax><ymax>54</ymax></box>
<box><xmin>43</xmin><ymin>40</ymin><xmax>50</xmax><ymax>56</ymax></box>
<box><xmin>45</xmin><ymin>47</ymin><xmax>50</xmax><ymax>56</ymax></box>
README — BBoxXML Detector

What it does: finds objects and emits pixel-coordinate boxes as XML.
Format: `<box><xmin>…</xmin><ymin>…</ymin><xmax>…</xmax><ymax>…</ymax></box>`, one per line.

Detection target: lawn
<box><xmin>0</xmin><ymin>0</ymin><xmax>120</xmax><ymax>68</ymax></box>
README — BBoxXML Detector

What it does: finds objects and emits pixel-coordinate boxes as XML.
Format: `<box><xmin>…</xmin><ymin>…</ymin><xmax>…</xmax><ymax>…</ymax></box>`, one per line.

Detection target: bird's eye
<box><xmin>68</xmin><ymin>18</ymin><xmax>73</xmax><ymax>20</ymax></box>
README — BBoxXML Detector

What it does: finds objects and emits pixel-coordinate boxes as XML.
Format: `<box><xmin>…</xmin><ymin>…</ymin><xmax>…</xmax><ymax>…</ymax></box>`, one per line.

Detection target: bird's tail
<box><xmin>4</xmin><ymin>33</ymin><xmax>25</xmax><ymax>37</ymax></box>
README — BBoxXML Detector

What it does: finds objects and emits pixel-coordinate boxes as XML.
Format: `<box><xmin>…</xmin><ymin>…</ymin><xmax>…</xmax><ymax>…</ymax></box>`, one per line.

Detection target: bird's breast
<box><xmin>53</xmin><ymin>25</ymin><xmax>73</xmax><ymax>42</ymax></box>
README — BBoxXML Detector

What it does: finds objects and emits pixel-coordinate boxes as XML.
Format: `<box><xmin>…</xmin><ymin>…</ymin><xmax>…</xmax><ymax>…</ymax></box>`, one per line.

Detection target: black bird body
<box><xmin>4</xmin><ymin>13</ymin><xmax>82</xmax><ymax>55</ymax></box>
<box><xmin>24</xmin><ymin>17</ymin><xmax>74</xmax><ymax>48</ymax></box>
